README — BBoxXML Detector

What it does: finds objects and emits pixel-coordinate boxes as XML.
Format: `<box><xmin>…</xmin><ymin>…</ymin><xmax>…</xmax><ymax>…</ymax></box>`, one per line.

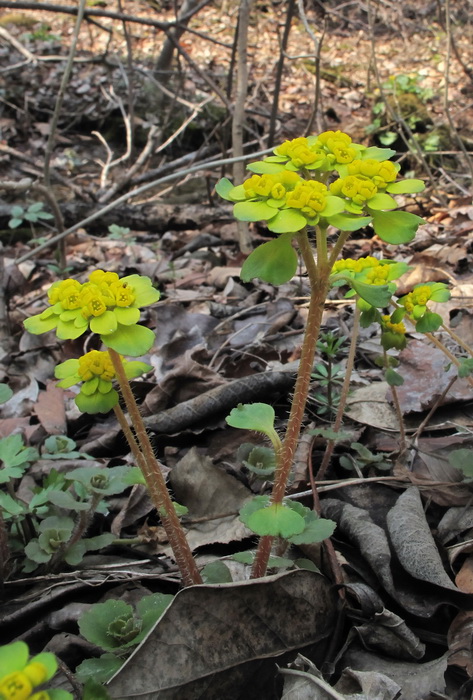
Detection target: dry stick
<box><xmin>107</xmin><ymin>349</ymin><xmax>202</xmax><ymax>587</ymax></box>
<box><xmin>296</xmin><ymin>0</ymin><xmax>325</xmax><ymax>136</ymax></box>
<box><xmin>382</xmin><ymin>349</ymin><xmax>406</xmax><ymax>455</ymax></box>
<box><xmin>14</xmin><ymin>148</ymin><xmax>273</xmax><ymax>265</ymax></box>
<box><xmin>43</xmin><ymin>0</ymin><xmax>86</xmax><ymax>272</ymax></box>
<box><xmin>251</xmin><ymin>229</ymin><xmax>332</xmax><ymax>580</ymax></box>
<box><xmin>316</xmin><ymin>305</ymin><xmax>361</xmax><ymax>482</ymax></box>
<box><xmin>413</xmin><ymin>375</ymin><xmax>458</xmax><ymax>442</ymax></box>
<box><xmin>366</xmin><ymin>0</ymin><xmax>446</xmax><ymax>206</ymax></box>
<box><xmin>443</xmin><ymin>0</ymin><xmax>473</xmax><ymax>185</ymax></box>
<box><xmin>117</xmin><ymin>0</ymin><xmax>136</xmax><ymax>156</ymax></box>
<box><xmin>0</xmin><ymin>1</ymin><xmax>206</xmax><ymax>31</ymax></box>
<box><xmin>441</xmin><ymin>322</ymin><xmax>473</xmax><ymax>357</ymax></box>
<box><xmin>232</xmin><ymin>0</ymin><xmax>253</xmax><ymax>254</ymax></box>
<box><xmin>268</xmin><ymin>0</ymin><xmax>296</xmax><ymax>147</ymax></box>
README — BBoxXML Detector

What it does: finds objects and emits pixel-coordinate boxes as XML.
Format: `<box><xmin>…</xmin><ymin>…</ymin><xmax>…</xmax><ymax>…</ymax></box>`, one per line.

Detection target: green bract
<box><xmin>398</xmin><ymin>282</ymin><xmax>450</xmax><ymax>332</ymax></box>
<box><xmin>55</xmin><ymin>350</ymin><xmax>151</xmax><ymax>414</ymax></box>
<box><xmin>24</xmin><ymin>269</ymin><xmax>160</xmax><ymax>355</ymax></box>
<box><xmin>0</xmin><ymin>641</ymin><xmax>72</xmax><ymax>700</ymax></box>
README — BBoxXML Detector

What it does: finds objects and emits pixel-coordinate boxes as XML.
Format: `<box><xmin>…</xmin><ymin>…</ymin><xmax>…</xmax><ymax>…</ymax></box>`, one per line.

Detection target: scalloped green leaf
<box><xmin>79</xmin><ymin>600</ymin><xmax>134</xmax><ymax>651</ymax></box>
<box><xmin>76</xmin><ymin>655</ymin><xmax>123</xmax><ymax>685</ymax></box>
<box><xmin>101</xmin><ymin>324</ymin><xmax>155</xmax><ymax>356</ymax></box>
<box><xmin>233</xmin><ymin>200</ymin><xmax>278</xmax><ymax>222</ymax></box>
<box><xmin>367</xmin><ymin>193</ymin><xmax>398</xmax><ymax>210</ymax></box>
<box><xmin>326</xmin><ymin>214</ymin><xmax>372</xmax><ymax>231</ymax></box>
<box><xmin>386</xmin><ymin>179</ymin><xmax>425</xmax><ymax>194</ymax></box>
<box><xmin>351</xmin><ymin>279</ymin><xmax>393</xmax><ymax>308</ymax></box>
<box><xmin>415</xmin><ymin>311</ymin><xmax>443</xmax><ymax>333</ymax></box>
<box><xmin>371</xmin><ymin>210</ymin><xmax>424</xmax><ymax>244</ymax></box>
<box><xmin>226</xmin><ymin>402</ymin><xmax>276</xmax><ymax>440</ymax></box>
<box><xmin>266</xmin><ymin>208</ymin><xmax>306</xmax><ymax>233</ymax></box>
<box><xmin>90</xmin><ymin>311</ymin><xmax>118</xmax><ymax>335</ymax></box>
<box><xmin>241</xmin><ymin>232</ymin><xmax>298</xmax><ymax>284</ymax></box>
<box><xmin>287</xmin><ymin>515</ymin><xmax>336</xmax><ymax>545</ymax></box>
<box><xmin>247</xmin><ymin>503</ymin><xmax>305</xmax><ymax>538</ymax></box>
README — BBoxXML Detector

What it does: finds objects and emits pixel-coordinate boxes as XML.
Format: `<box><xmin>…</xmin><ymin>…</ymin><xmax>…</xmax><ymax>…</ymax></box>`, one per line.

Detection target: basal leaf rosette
<box><xmin>55</xmin><ymin>350</ymin><xmax>151</xmax><ymax>414</ymax></box>
<box><xmin>331</xmin><ymin>256</ymin><xmax>409</xmax><ymax>310</ymax></box>
<box><xmin>397</xmin><ymin>282</ymin><xmax>450</xmax><ymax>332</ymax></box>
<box><xmin>24</xmin><ymin>270</ymin><xmax>160</xmax><ymax>355</ymax></box>
<box><xmin>0</xmin><ymin>640</ymin><xmax>72</xmax><ymax>700</ymax></box>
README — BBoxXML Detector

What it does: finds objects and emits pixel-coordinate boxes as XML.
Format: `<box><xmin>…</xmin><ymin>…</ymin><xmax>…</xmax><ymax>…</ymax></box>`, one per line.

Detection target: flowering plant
<box><xmin>24</xmin><ymin>270</ymin><xmax>160</xmax><ymax>355</ymax></box>
<box><xmin>0</xmin><ymin>641</ymin><xmax>71</xmax><ymax>700</ymax></box>
<box><xmin>55</xmin><ymin>350</ymin><xmax>151</xmax><ymax>414</ymax></box>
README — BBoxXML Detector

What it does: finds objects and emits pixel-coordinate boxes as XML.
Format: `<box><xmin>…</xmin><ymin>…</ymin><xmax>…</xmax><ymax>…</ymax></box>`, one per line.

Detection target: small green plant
<box><xmin>339</xmin><ymin>442</ymin><xmax>392</xmax><ymax>474</ymax></box>
<box><xmin>76</xmin><ymin>594</ymin><xmax>173</xmax><ymax>683</ymax></box>
<box><xmin>8</xmin><ymin>203</ymin><xmax>54</xmax><ymax>229</ymax></box>
<box><xmin>107</xmin><ymin>224</ymin><xmax>136</xmax><ymax>243</ymax></box>
<box><xmin>0</xmin><ymin>641</ymin><xmax>72</xmax><ymax>699</ymax></box>
<box><xmin>310</xmin><ymin>331</ymin><xmax>347</xmax><ymax>416</ymax></box>
<box><xmin>23</xmin><ymin>270</ymin><xmax>202</xmax><ymax>586</ymax></box>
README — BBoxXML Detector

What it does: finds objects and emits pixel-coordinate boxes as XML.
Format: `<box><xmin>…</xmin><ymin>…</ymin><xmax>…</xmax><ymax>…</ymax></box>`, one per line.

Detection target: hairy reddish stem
<box><xmin>108</xmin><ymin>349</ymin><xmax>202</xmax><ymax>586</ymax></box>
<box><xmin>251</xmin><ymin>230</ymin><xmax>332</xmax><ymax>579</ymax></box>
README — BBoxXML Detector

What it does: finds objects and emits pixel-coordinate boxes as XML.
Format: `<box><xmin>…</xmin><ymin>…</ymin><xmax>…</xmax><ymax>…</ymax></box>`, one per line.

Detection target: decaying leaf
<box><xmin>107</xmin><ymin>570</ymin><xmax>336</xmax><ymax>700</ymax></box>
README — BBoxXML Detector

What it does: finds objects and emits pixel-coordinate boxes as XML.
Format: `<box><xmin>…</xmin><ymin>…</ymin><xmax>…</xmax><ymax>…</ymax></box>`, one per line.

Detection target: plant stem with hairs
<box><xmin>108</xmin><ymin>349</ymin><xmax>202</xmax><ymax>586</ymax></box>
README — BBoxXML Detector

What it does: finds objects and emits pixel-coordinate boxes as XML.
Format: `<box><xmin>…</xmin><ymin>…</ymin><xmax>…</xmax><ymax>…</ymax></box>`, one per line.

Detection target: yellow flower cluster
<box><xmin>314</xmin><ymin>130</ymin><xmax>357</xmax><ymax>164</ymax></box>
<box><xmin>330</xmin><ymin>174</ymin><xmax>377</xmax><ymax>206</ymax></box>
<box><xmin>331</xmin><ymin>255</ymin><xmax>380</xmax><ymax>275</ymax></box>
<box><xmin>401</xmin><ymin>285</ymin><xmax>433</xmax><ymax>313</ymax></box>
<box><xmin>49</xmin><ymin>270</ymin><xmax>135</xmax><ymax>321</ymax></box>
<box><xmin>274</xmin><ymin>131</ymin><xmax>357</xmax><ymax>169</ymax></box>
<box><xmin>77</xmin><ymin>350</ymin><xmax>115</xmax><ymax>383</ymax></box>
<box><xmin>286</xmin><ymin>180</ymin><xmax>328</xmax><ymax>217</ymax></box>
<box><xmin>346</xmin><ymin>159</ymin><xmax>398</xmax><ymax>188</ymax></box>
<box><xmin>242</xmin><ymin>171</ymin><xmax>300</xmax><ymax>200</ymax></box>
<box><xmin>274</xmin><ymin>137</ymin><xmax>323</xmax><ymax>169</ymax></box>
<box><xmin>381</xmin><ymin>315</ymin><xmax>406</xmax><ymax>335</ymax></box>
<box><xmin>0</xmin><ymin>661</ymin><xmax>48</xmax><ymax>700</ymax></box>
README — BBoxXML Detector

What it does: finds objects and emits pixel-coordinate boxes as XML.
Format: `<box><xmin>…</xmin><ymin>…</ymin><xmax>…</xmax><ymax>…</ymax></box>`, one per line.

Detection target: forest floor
<box><xmin>1</xmin><ymin>1</ymin><xmax>473</xmax><ymax>699</ymax></box>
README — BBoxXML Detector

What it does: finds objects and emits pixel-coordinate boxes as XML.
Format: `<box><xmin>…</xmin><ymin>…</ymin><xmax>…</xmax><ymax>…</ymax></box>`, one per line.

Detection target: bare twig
<box><xmin>296</xmin><ymin>0</ymin><xmax>325</xmax><ymax>135</ymax></box>
<box><xmin>443</xmin><ymin>0</ymin><xmax>473</xmax><ymax>188</ymax></box>
<box><xmin>268</xmin><ymin>0</ymin><xmax>296</xmax><ymax>147</ymax></box>
<box><xmin>232</xmin><ymin>0</ymin><xmax>253</xmax><ymax>253</ymax></box>
<box><xmin>14</xmin><ymin>148</ymin><xmax>273</xmax><ymax>264</ymax></box>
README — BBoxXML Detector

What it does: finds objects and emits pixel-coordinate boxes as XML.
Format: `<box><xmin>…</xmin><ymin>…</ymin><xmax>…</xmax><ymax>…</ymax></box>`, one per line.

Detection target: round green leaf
<box><xmin>385</xmin><ymin>368</ymin><xmax>405</xmax><ymax>386</ymax></box>
<box><xmin>241</xmin><ymin>233</ymin><xmax>298</xmax><ymax>285</ymax></box>
<box><xmin>226</xmin><ymin>402</ymin><xmax>276</xmax><ymax>439</ymax></box>
<box><xmin>101</xmin><ymin>324</ymin><xmax>155</xmax><ymax>356</ymax></box>
<box><xmin>386</xmin><ymin>179</ymin><xmax>425</xmax><ymax>194</ymax></box>
<box><xmin>215</xmin><ymin>177</ymin><xmax>235</xmax><ymax>201</ymax></box>
<box><xmin>326</xmin><ymin>214</ymin><xmax>372</xmax><ymax>231</ymax></box>
<box><xmin>367</xmin><ymin>193</ymin><xmax>398</xmax><ymax>211</ymax></box>
<box><xmin>371</xmin><ymin>210</ymin><xmax>424</xmax><ymax>244</ymax></box>
<box><xmin>360</xmin><ymin>146</ymin><xmax>396</xmax><ymax>161</ymax></box>
<box><xmin>233</xmin><ymin>200</ymin><xmax>278</xmax><ymax>222</ymax></box>
<box><xmin>247</xmin><ymin>503</ymin><xmax>305</xmax><ymax>538</ymax></box>
<box><xmin>351</xmin><ymin>279</ymin><xmax>393</xmax><ymax>308</ymax></box>
<box><xmin>76</xmin><ymin>389</ymin><xmax>119</xmax><ymax>414</ymax></box>
<box><xmin>90</xmin><ymin>311</ymin><xmax>118</xmax><ymax>335</ymax></box>
<box><xmin>321</xmin><ymin>196</ymin><xmax>345</xmax><ymax>217</ymax></box>
<box><xmin>246</xmin><ymin>161</ymin><xmax>285</xmax><ymax>174</ymax></box>
<box><xmin>415</xmin><ymin>311</ymin><xmax>443</xmax><ymax>333</ymax></box>
<box><xmin>266</xmin><ymin>208</ymin><xmax>306</xmax><ymax>233</ymax></box>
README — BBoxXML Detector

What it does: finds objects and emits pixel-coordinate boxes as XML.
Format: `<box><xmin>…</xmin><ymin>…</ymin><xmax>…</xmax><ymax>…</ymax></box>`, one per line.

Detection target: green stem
<box><xmin>251</xmin><ymin>228</ymin><xmax>332</xmax><ymax>579</ymax></box>
<box><xmin>316</xmin><ymin>304</ymin><xmax>361</xmax><ymax>481</ymax></box>
<box><xmin>108</xmin><ymin>349</ymin><xmax>202</xmax><ymax>586</ymax></box>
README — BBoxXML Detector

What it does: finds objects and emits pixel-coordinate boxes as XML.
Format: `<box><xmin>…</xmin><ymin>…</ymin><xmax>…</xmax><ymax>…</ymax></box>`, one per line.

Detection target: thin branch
<box><xmin>14</xmin><ymin>148</ymin><xmax>273</xmax><ymax>264</ymax></box>
<box><xmin>268</xmin><ymin>0</ymin><xmax>295</xmax><ymax>147</ymax></box>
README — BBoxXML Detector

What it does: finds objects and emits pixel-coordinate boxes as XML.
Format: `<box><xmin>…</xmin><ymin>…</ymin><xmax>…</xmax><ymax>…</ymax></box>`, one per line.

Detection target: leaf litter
<box><xmin>1</xmin><ymin>2</ymin><xmax>473</xmax><ymax>698</ymax></box>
